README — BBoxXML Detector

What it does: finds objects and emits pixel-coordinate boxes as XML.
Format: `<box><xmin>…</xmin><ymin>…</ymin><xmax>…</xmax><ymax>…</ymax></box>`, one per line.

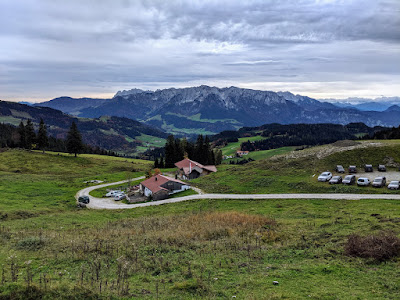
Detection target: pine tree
<box><xmin>37</xmin><ymin>118</ymin><xmax>49</xmax><ymax>153</ymax></box>
<box><xmin>66</xmin><ymin>122</ymin><xmax>83</xmax><ymax>157</ymax></box>
<box><xmin>165</xmin><ymin>135</ymin><xmax>176</xmax><ymax>168</ymax></box>
<box><xmin>25</xmin><ymin>119</ymin><xmax>36</xmax><ymax>150</ymax></box>
<box><xmin>174</xmin><ymin>138</ymin><xmax>184</xmax><ymax>163</ymax></box>
<box><xmin>204</xmin><ymin>136</ymin><xmax>212</xmax><ymax>165</ymax></box>
<box><xmin>159</xmin><ymin>156</ymin><xmax>165</xmax><ymax>168</ymax></box>
<box><xmin>18</xmin><ymin>121</ymin><xmax>26</xmax><ymax>148</ymax></box>
<box><xmin>215</xmin><ymin>149</ymin><xmax>223</xmax><ymax>165</ymax></box>
<box><xmin>154</xmin><ymin>157</ymin><xmax>159</xmax><ymax>168</ymax></box>
<box><xmin>194</xmin><ymin>134</ymin><xmax>204</xmax><ymax>163</ymax></box>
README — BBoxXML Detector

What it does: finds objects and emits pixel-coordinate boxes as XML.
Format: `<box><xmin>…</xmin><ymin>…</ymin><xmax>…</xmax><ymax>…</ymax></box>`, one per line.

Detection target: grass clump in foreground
<box><xmin>345</xmin><ymin>231</ymin><xmax>400</xmax><ymax>262</ymax></box>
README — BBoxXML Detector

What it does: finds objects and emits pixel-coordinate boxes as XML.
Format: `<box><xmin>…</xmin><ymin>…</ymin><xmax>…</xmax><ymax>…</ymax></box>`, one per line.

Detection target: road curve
<box><xmin>76</xmin><ymin>178</ymin><xmax>400</xmax><ymax>210</ymax></box>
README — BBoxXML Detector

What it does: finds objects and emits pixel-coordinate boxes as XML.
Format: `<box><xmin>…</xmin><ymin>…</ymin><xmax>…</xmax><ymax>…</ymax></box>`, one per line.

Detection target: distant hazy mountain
<box><xmin>0</xmin><ymin>100</ymin><xmax>167</xmax><ymax>153</ymax></box>
<box><xmin>322</xmin><ymin>97</ymin><xmax>400</xmax><ymax>112</ymax></box>
<box><xmin>35</xmin><ymin>97</ymin><xmax>109</xmax><ymax>115</ymax></box>
<box><xmin>35</xmin><ymin>86</ymin><xmax>400</xmax><ymax>135</ymax></box>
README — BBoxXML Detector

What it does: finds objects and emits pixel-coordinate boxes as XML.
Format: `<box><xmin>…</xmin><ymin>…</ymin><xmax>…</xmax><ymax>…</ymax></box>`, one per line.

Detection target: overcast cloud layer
<box><xmin>0</xmin><ymin>0</ymin><xmax>399</xmax><ymax>102</ymax></box>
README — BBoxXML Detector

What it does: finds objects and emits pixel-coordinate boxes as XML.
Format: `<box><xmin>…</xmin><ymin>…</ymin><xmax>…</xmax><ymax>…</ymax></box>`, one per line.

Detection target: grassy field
<box><xmin>1</xmin><ymin>147</ymin><xmax>400</xmax><ymax>299</ymax></box>
<box><xmin>194</xmin><ymin>141</ymin><xmax>400</xmax><ymax>194</ymax></box>
<box><xmin>220</xmin><ymin>135</ymin><xmax>266</xmax><ymax>157</ymax></box>
<box><xmin>222</xmin><ymin>146</ymin><xmax>296</xmax><ymax>164</ymax></box>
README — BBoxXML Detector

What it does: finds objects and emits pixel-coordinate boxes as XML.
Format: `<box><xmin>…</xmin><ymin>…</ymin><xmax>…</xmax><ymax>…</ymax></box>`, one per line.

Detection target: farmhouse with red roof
<box><xmin>175</xmin><ymin>158</ymin><xmax>217</xmax><ymax>180</ymax></box>
<box><xmin>140</xmin><ymin>174</ymin><xmax>190</xmax><ymax>200</ymax></box>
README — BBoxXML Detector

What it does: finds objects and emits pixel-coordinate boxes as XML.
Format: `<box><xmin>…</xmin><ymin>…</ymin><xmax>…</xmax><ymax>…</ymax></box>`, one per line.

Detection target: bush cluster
<box><xmin>345</xmin><ymin>232</ymin><xmax>400</xmax><ymax>261</ymax></box>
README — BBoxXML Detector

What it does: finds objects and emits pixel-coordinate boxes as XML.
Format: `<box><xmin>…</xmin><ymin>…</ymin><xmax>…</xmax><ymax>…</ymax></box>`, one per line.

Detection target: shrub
<box><xmin>172</xmin><ymin>279</ymin><xmax>208</xmax><ymax>294</ymax></box>
<box><xmin>15</xmin><ymin>237</ymin><xmax>45</xmax><ymax>251</ymax></box>
<box><xmin>345</xmin><ymin>232</ymin><xmax>400</xmax><ymax>261</ymax></box>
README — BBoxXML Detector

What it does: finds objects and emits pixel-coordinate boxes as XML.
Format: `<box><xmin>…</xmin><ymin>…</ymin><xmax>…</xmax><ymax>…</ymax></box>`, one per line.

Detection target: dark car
<box><xmin>372</xmin><ymin>176</ymin><xmax>386</xmax><ymax>188</ymax></box>
<box><xmin>78</xmin><ymin>196</ymin><xmax>90</xmax><ymax>204</ymax></box>
<box><xmin>348</xmin><ymin>166</ymin><xmax>357</xmax><ymax>173</ymax></box>
<box><xmin>364</xmin><ymin>164</ymin><xmax>373</xmax><ymax>172</ymax></box>
<box><xmin>335</xmin><ymin>165</ymin><xmax>345</xmax><ymax>173</ymax></box>
<box><xmin>329</xmin><ymin>176</ymin><xmax>343</xmax><ymax>184</ymax></box>
<box><xmin>342</xmin><ymin>175</ymin><xmax>356</xmax><ymax>185</ymax></box>
<box><xmin>378</xmin><ymin>164</ymin><xmax>386</xmax><ymax>172</ymax></box>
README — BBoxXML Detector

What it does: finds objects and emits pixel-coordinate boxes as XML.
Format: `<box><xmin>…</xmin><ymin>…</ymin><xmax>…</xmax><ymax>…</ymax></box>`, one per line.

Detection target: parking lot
<box><xmin>354</xmin><ymin>171</ymin><xmax>399</xmax><ymax>182</ymax></box>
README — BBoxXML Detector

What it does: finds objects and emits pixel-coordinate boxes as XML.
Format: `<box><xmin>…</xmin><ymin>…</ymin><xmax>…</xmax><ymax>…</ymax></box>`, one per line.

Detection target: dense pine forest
<box><xmin>0</xmin><ymin>121</ymin><xmax>120</xmax><ymax>157</ymax></box>
<box><xmin>154</xmin><ymin>134</ymin><xmax>223</xmax><ymax>168</ymax></box>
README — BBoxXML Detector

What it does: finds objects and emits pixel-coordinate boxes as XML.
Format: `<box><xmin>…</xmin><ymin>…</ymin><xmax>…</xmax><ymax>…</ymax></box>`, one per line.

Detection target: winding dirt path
<box><xmin>76</xmin><ymin>178</ymin><xmax>400</xmax><ymax>210</ymax></box>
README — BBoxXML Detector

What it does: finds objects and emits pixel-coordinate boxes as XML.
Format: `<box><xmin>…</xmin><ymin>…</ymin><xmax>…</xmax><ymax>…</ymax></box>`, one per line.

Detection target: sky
<box><xmin>0</xmin><ymin>0</ymin><xmax>399</xmax><ymax>102</ymax></box>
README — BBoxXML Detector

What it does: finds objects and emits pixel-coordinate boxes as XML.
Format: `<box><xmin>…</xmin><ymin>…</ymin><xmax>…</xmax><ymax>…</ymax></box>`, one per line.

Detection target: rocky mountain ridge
<box><xmin>35</xmin><ymin>86</ymin><xmax>400</xmax><ymax>135</ymax></box>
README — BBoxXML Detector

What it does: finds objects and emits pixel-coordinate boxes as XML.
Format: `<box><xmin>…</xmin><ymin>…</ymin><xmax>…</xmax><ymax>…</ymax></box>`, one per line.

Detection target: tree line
<box><xmin>0</xmin><ymin>119</ymin><xmax>120</xmax><ymax>157</ymax></box>
<box><xmin>241</xmin><ymin>123</ymin><xmax>357</xmax><ymax>152</ymax></box>
<box><xmin>155</xmin><ymin>134</ymin><xmax>223</xmax><ymax>168</ymax></box>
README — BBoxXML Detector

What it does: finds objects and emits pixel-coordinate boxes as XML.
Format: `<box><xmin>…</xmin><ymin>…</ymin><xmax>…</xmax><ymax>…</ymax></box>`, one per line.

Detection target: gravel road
<box><xmin>76</xmin><ymin>177</ymin><xmax>400</xmax><ymax>210</ymax></box>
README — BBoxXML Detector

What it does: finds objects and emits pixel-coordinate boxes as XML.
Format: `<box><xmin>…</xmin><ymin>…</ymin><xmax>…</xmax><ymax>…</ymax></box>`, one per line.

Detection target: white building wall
<box><xmin>144</xmin><ymin>187</ymin><xmax>152</xmax><ymax>197</ymax></box>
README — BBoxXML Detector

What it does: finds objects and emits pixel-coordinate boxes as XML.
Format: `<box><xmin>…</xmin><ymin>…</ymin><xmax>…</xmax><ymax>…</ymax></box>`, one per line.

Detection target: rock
<box><xmin>273</xmin><ymin>281</ymin><xmax>279</xmax><ymax>285</ymax></box>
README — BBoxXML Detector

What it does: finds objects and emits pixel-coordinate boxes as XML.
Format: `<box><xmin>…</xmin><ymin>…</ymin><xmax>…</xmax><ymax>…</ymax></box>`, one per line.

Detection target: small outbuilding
<box><xmin>140</xmin><ymin>174</ymin><xmax>190</xmax><ymax>200</ymax></box>
<box><xmin>175</xmin><ymin>158</ymin><xmax>217</xmax><ymax>180</ymax></box>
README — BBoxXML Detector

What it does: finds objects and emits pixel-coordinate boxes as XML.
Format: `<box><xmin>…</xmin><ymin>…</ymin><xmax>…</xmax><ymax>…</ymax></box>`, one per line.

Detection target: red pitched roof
<box><xmin>175</xmin><ymin>158</ymin><xmax>204</xmax><ymax>169</ymax></box>
<box><xmin>140</xmin><ymin>174</ymin><xmax>186</xmax><ymax>194</ymax></box>
<box><xmin>175</xmin><ymin>158</ymin><xmax>217</xmax><ymax>174</ymax></box>
<box><xmin>203</xmin><ymin>165</ymin><xmax>217</xmax><ymax>172</ymax></box>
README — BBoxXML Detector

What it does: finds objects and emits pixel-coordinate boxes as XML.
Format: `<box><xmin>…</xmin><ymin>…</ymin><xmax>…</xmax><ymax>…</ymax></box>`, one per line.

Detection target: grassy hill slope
<box><xmin>0</xmin><ymin>149</ymin><xmax>399</xmax><ymax>299</ymax></box>
<box><xmin>194</xmin><ymin>140</ymin><xmax>400</xmax><ymax>194</ymax></box>
<box><xmin>0</xmin><ymin>100</ymin><xmax>167</xmax><ymax>155</ymax></box>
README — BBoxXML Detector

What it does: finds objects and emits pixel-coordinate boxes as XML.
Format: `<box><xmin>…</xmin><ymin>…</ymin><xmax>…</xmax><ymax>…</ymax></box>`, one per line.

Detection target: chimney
<box><xmin>155</xmin><ymin>177</ymin><xmax>158</xmax><ymax>181</ymax></box>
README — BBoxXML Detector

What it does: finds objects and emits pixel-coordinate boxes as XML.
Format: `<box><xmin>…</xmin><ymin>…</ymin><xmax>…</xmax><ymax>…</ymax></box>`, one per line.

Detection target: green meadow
<box><xmin>0</xmin><ymin>146</ymin><xmax>399</xmax><ymax>299</ymax></box>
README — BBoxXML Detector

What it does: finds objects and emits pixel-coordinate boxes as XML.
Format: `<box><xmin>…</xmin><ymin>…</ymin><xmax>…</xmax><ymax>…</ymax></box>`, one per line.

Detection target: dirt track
<box><xmin>76</xmin><ymin>177</ymin><xmax>400</xmax><ymax>210</ymax></box>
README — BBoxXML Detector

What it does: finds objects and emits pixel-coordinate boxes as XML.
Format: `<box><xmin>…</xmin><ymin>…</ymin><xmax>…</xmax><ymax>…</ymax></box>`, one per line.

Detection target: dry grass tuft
<box><xmin>345</xmin><ymin>231</ymin><xmax>400</xmax><ymax>261</ymax></box>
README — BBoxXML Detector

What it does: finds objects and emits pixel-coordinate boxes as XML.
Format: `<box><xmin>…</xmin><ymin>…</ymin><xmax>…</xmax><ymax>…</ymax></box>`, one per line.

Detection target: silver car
<box><xmin>387</xmin><ymin>181</ymin><xmax>399</xmax><ymax>190</ymax></box>
<box><xmin>357</xmin><ymin>177</ymin><xmax>370</xmax><ymax>186</ymax></box>
<box><xmin>342</xmin><ymin>175</ymin><xmax>356</xmax><ymax>185</ymax></box>
<box><xmin>318</xmin><ymin>172</ymin><xmax>332</xmax><ymax>182</ymax></box>
<box><xmin>372</xmin><ymin>177</ymin><xmax>386</xmax><ymax>188</ymax></box>
<box><xmin>329</xmin><ymin>176</ymin><xmax>342</xmax><ymax>184</ymax></box>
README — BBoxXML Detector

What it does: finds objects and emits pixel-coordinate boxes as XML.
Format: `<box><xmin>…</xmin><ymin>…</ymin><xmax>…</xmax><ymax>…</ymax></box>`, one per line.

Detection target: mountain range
<box><xmin>0</xmin><ymin>100</ymin><xmax>167</xmax><ymax>154</ymax></box>
<box><xmin>34</xmin><ymin>86</ymin><xmax>400</xmax><ymax>136</ymax></box>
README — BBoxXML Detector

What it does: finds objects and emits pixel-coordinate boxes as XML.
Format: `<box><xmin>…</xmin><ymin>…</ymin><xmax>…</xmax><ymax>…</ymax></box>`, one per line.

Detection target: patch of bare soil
<box><xmin>331</xmin><ymin>140</ymin><xmax>360</xmax><ymax>147</ymax></box>
<box><xmin>273</xmin><ymin>141</ymin><xmax>384</xmax><ymax>160</ymax></box>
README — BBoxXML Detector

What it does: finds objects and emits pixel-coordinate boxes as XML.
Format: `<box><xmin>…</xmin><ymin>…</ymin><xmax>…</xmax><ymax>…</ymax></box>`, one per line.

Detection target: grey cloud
<box><xmin>0</xmin><ymin>0</ymin><xmax>399</xmax><ymax>101</ymax></box>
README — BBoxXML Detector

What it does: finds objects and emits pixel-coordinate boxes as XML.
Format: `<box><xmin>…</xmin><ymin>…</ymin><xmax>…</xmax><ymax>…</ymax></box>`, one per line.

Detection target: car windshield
<box><xmin>390</xmin><ymin>181</ymin><xmax>399</xmax><ymax>185</ymax></box>
<box><xmin>321</xmin><ymin>172</ymin><xmax>330</xmax><ymax>176</ymax></box>
<box><xmin>359</xmin><ymin>179</ymin><xmax>365</xmax><ymax>182</ymax></box>
<box><xmin>344</xmin><ymin>176</ymin><xmax>352</xmax><ymax>180</ymax></box>
<box><xmin>374</xmin><ymin>178</ymin><xmax>382</xmax><ymax>182</ymax></box>
<box><xmin>333</xmin><ymin>176</ymin><xmax>340</xmax><ymax>179</ymax></box>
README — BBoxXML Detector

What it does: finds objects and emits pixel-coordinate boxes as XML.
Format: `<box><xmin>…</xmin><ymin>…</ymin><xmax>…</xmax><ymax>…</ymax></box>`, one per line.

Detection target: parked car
<box><xmin>318</xmin><ymin>172</ymin><xmax>332</xmax><ymax>182</ymax></box>
<box><xmin>348</xmin><ymin>166</ymin><xmax>357</xmax><ymax>173</ymax></box>
<box><xmin>372</xmin><ymin>176</ymin><xmax>386</xmax><ymax>188</ymax></box>
<box><xmin>329</xmin><ymin>176</ymin><xmax>342</xmax><ymax>184</ymax></box>
<box><xmin>335</xmin><ymin>165</ymin><xmax>345</xmax><ymax>173</ymax></box>
<box><xmin>378</xmin><ymin>164</ymin><xmax>386</xmax><ymax>172</ymax></box>
<box><xmin>114</xmin><ymin>193</ymin><xmax>126</xmax><ymax>201</ymax></box>
<box><xmin>342</xmin><ymin>175</ymin><xmax>356</xmax><ymax>185</ymax></box>
<box><xmin>78</xmin><ymin>195</ymin><xmax>90</xmax><ymax>204</ymax></box>
<box><xmin>357</xmin><ymin>177</ymin><xmax>370</xmax><ymax>186</ymax></box>
<box><xmin>388</xmin><ymin>181</ymin><xmax>400</xmax><ymax>190</ymax></box>
<box><xmin>364</xmin><ymin>164</ymin><xmax>373</xmax><ymax>172</ymax></box>
<box><xmin>106</xmin><ymin>190</ymin><xmax>123</xmax><ymax>197</ymax></box>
